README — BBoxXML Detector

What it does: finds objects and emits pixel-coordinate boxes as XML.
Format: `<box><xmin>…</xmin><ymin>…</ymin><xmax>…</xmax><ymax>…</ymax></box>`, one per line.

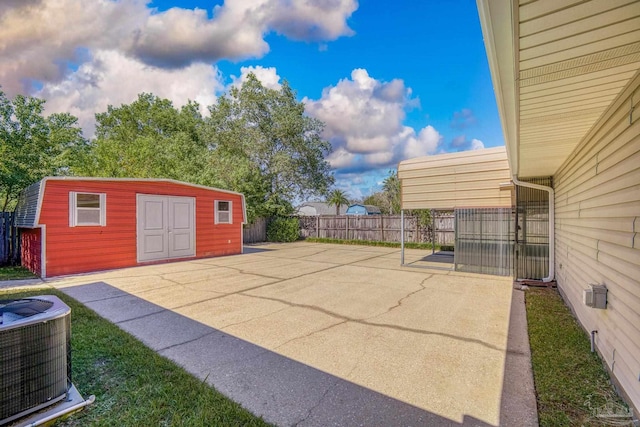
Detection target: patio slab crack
<box><xmin>365</xmin><ymin>276</ymin><xmax>432</xmax><ymax>320</ymax></box>
<box><xmin>156</xmin><ymin>329</ymin><xmax>220</xmax><ymax>352</ymax></box>
<box><xmin>239</xmin><ymin>292</ymin><xmax>505</xmax><ymax>352</ymax></box>
<box><xmin>219</xmin><ymin>305</ymin><xmax>291</xmax><ymax>330</ymax></box>
<box><xmin>292</xmin><ymin>332</ymin><xmax>372</xmax><ymax>427</ymax></box>
<box><xmin>272</xmin><ymin>320</ymin><xmax>349</xmax><ymax>351</ymax></box>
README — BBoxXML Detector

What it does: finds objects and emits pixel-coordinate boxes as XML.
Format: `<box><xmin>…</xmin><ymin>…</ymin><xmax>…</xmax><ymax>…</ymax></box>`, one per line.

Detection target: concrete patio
<box><xmin>33</xmin><ymin>242</ymin><xmax>536</xmax><ymax>426</ymax></box>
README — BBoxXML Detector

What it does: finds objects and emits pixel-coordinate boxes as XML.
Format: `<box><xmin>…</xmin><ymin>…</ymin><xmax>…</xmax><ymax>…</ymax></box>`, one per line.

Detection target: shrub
<box><xmin>267</xmin><ymin>217</ymin><xmax>300</xmax><ymax>242</ymax></box>
<box><xmin>304</xmin><ymin>237</ymin><xmax>444</xmax><ymax>250</ymax></box>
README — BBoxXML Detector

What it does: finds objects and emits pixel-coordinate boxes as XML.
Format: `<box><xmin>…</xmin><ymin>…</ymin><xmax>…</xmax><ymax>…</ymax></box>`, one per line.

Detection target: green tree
<box><xmin>81</xmin><ymin>93</ymin><xmax>209</xmax><ymax>183</ymax></box>
<box><xmin>363</xmin><ymin>192</ymin><xmax>386</xmax><ymax>212</ymax></box>
<box><xmin>206</xmin><ymin>152</ymin><xmax>270</xmax><ymax>222</ymax></box>
<box><xmin>363</xmin><ymin>170</ymin><xmax>432</xmax><ymax>241</ymax></box>
<box><xmin>361</xmin><ymin>170</ymin><xmax>400</xmax><ymax>215</ymax></box>
<box><xmin>327</xmin><ymin>189</ymin><xmax>349</xmax><ymax>215</ymax></box>
<box><xmin>206</xmin><ymin>73</ymin><xmax>334</xmax><ymax>218</ymax></box>
<box><xmin>78</xmin><ymin>75</ymin><xmax>334</xmax><ymax>223</ymax></box>
<box><xmin>0</xmin><ymin>90</ymin><xmax>86</xmax><ymax>210</ymax></box>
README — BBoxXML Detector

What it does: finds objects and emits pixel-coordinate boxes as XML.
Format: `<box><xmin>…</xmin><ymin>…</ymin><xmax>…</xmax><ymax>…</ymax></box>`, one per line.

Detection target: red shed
<box><xmin>14</xmin><ymin>177</ymin><xmax>246</xmax><ymax>278</ymax></box>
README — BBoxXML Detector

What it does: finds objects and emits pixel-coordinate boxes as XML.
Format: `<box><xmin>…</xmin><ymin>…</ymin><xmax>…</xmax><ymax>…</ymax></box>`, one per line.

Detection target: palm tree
<box><xmin>327</xmin><ymin>189</ymin><xmax>349</xmax><ymax>215</ymax></box>
<box><xmin>382</xmin><ymin>170</ymin><xmax>401</xmax><ymax>214</ymax></box>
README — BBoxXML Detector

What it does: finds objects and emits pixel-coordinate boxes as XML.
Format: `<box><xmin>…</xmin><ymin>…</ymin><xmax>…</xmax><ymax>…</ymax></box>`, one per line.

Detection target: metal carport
<box><xmin>397</xmin><ymin>147</ymin><xmax>515</xmax><ymax>274</ymax></box>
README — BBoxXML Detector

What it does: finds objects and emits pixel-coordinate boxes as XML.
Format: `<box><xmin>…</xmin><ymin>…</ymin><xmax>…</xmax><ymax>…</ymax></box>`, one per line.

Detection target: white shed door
<box><xmin>137</xmin><ymin>195</ymin><xmax>195</xmax><ymax>262</ymax></box>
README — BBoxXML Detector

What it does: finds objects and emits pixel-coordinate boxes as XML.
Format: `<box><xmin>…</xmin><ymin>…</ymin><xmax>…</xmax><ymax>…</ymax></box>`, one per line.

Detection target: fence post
<box><xmin>1</xmin><ymin>212</ymin><xmax>19</xmax><ymax>266</ymax></box>
<box><xmin>0</xmin><ymin>213</ymin><xmax>6</xmax><ymax>265</ymax></box>
<box><xmin>380</xmin><ymin>215</ymin><xmax>384</xmax><ymax>242</ymax></box>
<box><xmin>316</xmin><ymin>216</ymin><xmax>320</xmax><ymax>238</ymax></box>
<box><xmin>345</xmin><ymin>215</ymin><xmax>349</xmax><ymax>240</ymax></box>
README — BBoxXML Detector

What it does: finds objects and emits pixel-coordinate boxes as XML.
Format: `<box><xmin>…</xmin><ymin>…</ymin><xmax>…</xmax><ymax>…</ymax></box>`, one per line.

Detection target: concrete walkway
<box><xmin>12</xmin><ymin>242</ymin><xmax>537</xmax><ymax>426</ymax></box>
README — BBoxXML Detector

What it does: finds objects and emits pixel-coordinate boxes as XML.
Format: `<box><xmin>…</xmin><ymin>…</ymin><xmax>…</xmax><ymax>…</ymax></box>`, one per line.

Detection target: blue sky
<box><xmin>0</xmin><ymin>0</ymin><xmax>503</xmax><ymax>200</ymax></box>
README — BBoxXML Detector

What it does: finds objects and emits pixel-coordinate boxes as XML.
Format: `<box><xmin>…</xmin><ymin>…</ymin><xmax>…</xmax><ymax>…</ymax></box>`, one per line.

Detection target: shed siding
<box><xmin>38</xmin><ymin>179</ymin><xmax>244</xmax><ymax>277</ymax></box>
<box><xmin>554</xmin><ymin>72</ymin><xmax>640</xmax><ymax>408</ymax></box>
<box><xmin>398</xmin><ymin>147</ymin><xmax>512</xmax><ymax>210</ymax></box>
<box><xmin>20</xmin><ymin>228</ymin><xmax>42</xmax><ymax>277</ymax></box>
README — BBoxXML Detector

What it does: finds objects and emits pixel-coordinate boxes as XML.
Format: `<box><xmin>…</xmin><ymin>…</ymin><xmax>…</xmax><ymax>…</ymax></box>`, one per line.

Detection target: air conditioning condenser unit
<box><xmin>1</xmin><ymin>295</ymin><xmax>71</xmax><ymax>425</ymax></box>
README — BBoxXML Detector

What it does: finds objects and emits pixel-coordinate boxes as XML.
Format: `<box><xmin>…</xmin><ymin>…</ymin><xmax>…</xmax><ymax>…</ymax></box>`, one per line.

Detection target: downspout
<box><xmin>511</xmin><ymin>175</ymin><xmax>555</xmax><ymax>282</ymax></box>
<box><xmin>400</xmin><ymin>210</ymin><xmax>405</xmax><ymax>265</ymax></box>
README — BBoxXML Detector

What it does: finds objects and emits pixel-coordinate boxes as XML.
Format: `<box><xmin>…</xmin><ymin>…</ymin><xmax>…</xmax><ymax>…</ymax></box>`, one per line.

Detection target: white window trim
<box><xmin>69</xmin><ymin>191</ymin><xmax>106</xmax><ymax>227</ymax></box>
<box><xmin>214</xmin><ymin>200</ymin><xmax>232</xmax><ymax>224</ymax></box>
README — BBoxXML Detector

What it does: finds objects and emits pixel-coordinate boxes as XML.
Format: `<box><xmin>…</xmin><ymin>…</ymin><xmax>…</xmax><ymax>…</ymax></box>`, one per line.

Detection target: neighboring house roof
<box><xmin>346</xmin><ymin>204</ymin><xmax>382</xmax><ymax>215</ymax></box>
<box><xmin>296</xmin><ymin>202</ymin><xmax>347</xmax><ymax>215</ymax></box>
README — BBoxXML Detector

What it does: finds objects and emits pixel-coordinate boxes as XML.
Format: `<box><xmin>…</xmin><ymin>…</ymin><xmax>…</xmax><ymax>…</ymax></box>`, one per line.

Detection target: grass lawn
<box><xmin>1</xmin><ymin>288</ymin><xmax>270</xmax><ymax>427</ymax></box>
<box><xmin>0</xmin><ymin>265</ymin><xmax>37</xmax><ymax>281</ymax></box>
<box><xmin>526</xmin><ymin>288</ymin><xmax>631</xmax><ymax>426</ymax></box>
<box><xmin>304</xmin><ymin>237</ymin><xmax>451</xmax><ymax>250</ymax></box>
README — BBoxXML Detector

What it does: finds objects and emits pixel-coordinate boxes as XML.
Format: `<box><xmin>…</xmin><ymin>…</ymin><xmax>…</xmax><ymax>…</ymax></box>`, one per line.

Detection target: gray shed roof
<box><xmin>296</xmin><ymin>202</ymin><xmax>347</xmax><ymax>216</ymax></box>
<box><xmin>14</xmin><ymin>180</ymin><xmax>44</xmax><ymax>228</ymax></box>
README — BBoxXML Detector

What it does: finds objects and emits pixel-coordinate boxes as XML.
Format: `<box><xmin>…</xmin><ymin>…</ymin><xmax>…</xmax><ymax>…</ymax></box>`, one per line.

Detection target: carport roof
<box><xmin>398</xmin><ymin>146</ymin><xmax>512</xmax><ymax>210</ymax></box>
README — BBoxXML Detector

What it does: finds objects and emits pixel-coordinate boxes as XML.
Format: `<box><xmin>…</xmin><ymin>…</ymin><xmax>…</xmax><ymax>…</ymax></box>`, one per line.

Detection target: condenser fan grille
<box><xmin>1</xmin><ymin>298</ymin><xmax>54</xmax><ymax>325</ymax></box>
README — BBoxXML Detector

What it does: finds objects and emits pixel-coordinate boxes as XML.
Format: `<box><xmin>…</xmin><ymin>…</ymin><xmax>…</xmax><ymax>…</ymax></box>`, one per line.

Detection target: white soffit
<box><xmin>479</xmin><ymin>0</ymin><xmax>640</xmax><ymax>178</ymax></box>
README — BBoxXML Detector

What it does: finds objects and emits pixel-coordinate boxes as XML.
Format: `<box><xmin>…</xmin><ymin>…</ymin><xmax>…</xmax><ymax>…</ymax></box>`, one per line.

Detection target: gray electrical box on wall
<box><xmin>583</xmin><ymin>284</ymin><xmax>607</xmax><ymax>309</ymax></box>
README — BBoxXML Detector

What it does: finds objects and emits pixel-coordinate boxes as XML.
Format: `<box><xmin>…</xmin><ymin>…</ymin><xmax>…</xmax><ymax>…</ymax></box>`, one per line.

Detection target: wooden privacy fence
<box><xmin>243</xmin><ymin>217</ymin><xmax>268</xmax><ymax>243</ymax></box>
<box><xmin>1</xmin><ymin>212</ymin><xmax>20</xmax><ymax>266</ymax></box>
<box><xmin>298</xmin><ymin>214</ymin><xmax>454</xmax><ymax>245</ymax></box>
<box><xmin>434</xmin><ymin>214</ymin><xmax>454</xmax><ymax>245</ymax></box>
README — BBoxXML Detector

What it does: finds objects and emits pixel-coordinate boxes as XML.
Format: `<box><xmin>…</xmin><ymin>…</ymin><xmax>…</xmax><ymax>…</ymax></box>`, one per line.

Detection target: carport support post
<box><xmin>401</xmin><ymin>210</ymin><xmax>405</xmax><ymax>265</ymax></box>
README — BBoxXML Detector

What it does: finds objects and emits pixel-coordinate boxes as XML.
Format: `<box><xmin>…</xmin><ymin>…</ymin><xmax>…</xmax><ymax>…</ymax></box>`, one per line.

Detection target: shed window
<box><xmin>69</xmin><ymin>192</ymin><xmax>106</xmax><ymax>226</ymax></box>
<box><xmin>215</xmin><ymin>200</ymin><xmax>232</xmax><ymax>224</ymax></box>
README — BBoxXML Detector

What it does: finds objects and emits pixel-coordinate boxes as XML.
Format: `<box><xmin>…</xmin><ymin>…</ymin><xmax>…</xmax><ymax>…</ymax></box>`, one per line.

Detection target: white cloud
<box><xmin>351</xmin><ymin>176</ymin><xmax>365</xmax><ymax>185</ymax></box>
<box><xmin>403</xmin><ymin>125</ymin><xmax>443</xmax><ymax>159</ymax></box>
<box><xmin>444</xmin><ymin>135</ymin><xmax>486</xmax><ymax>152</ymax></box>
<box><xmin>304</xmin><ymin>69</ymin><xmax>408</xmax><ymax>154</ymax></box>
<box><xmin>267</xmin><ymin>0</ymin><xmax>357</xmax><ymax>41</ymax></box>
<box><xmin>304</xmin><ymin>68</ymin><xmax>442</xmax><ymax>172</ymax></box>
<box><xmin>0</xmin><ymin>0</ymin><xmax>149</xmax><ymax>95</ymax></box>
<box><xmin>326</xmin><ymin>147</ymin><xmax>357</xmax><ymax>169</ymax></box>
<box><xmin>0</xmin><ymin>0</ymin><xmax>357</xmax><ymax>96</ymax></box>
<box><xmin>230</xmin><ymin>66</ymin><xmax>282</xmax><ymax>90</ymax></box>
<box><xmin>333</xmin><ymin>169</ymin><xmax>392</xmax><ymax>201</ymax></box>
<box><xmin>471</xmin><ymin>138</ymin><xmax>485</xmax><ymax>150</ymax></box>
<box><xmin>130</xmin><ymin>4</ymin><xmax>269</xmax><ymax>67</ymax></box>
<box><xmin>35</xmin><ymin>50</ymin><xmax>224</xmax><ymax>137</ymax></box>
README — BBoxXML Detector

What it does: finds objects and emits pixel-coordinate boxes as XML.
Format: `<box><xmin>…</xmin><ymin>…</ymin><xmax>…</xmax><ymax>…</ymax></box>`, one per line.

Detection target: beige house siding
<box><xmin>554</xmin><ymin>71</ymin><xmax>640</xmax><ymax>408</ymax></box>
<box><xmin>398</xmin><ymin>147</ymin><xmax>512</xmax><ymax>210</ymax></box>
